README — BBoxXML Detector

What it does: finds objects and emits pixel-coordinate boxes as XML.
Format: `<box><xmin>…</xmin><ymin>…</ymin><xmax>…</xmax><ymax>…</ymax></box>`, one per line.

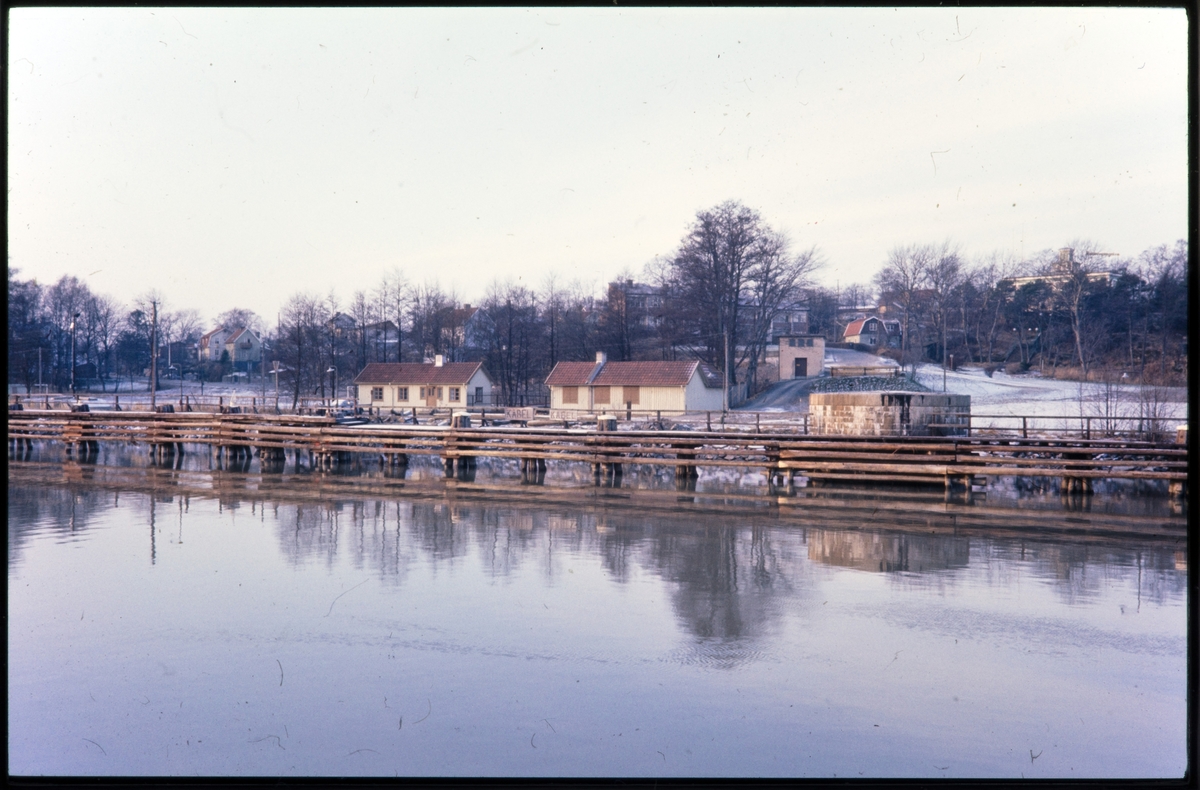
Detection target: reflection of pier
<box><xmin>6</xmin><ymin>410</ymin><xmax>1188</xmax><ymax>497</ymax></box>
<box><xmin>8</xmin><ymin>459</ymin><xmax>1186</xmax><ymax>542</ymax></box>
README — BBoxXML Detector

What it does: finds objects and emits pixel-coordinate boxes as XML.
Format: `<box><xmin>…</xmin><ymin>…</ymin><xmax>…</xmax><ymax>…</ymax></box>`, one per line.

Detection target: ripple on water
<box><xmin>666</xmin><ymin>639</ymin><xmax>771</xmax><ymax>670</ymax></box>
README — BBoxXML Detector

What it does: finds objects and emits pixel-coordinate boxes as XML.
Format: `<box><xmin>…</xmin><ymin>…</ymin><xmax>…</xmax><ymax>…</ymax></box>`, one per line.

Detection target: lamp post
<box><xmin>326</xmin><ymin>366</ymin><xmax>337</xmax><ymax>408</ymax></box>
<box><xmin>70</xmin><ymin>312</ymin><xmax>80</xmax><ymax>400</ymax></box>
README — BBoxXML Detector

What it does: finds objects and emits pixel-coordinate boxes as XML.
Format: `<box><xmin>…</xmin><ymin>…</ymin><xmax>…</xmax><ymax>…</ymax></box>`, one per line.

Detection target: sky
<box><xmin>8</xmin><ymin>7</ymin><xmax>1189</xmax><ymax>325</ymax></box>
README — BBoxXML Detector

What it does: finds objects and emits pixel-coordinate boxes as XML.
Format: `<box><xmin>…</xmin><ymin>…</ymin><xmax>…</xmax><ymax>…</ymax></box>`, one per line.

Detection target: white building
<box><xmin>545</xmin><ymin>353</ymin><xmax>724</xmax><ymax>415</ymax></box>
<box><xmin>353</xmin><ymin>357</ymin><xmax>495</xmax><ymax>409</ymax></box>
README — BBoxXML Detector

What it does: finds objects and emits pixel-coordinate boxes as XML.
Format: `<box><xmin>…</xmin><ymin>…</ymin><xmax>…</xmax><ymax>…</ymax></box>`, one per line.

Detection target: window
<box><xmin>419</xmin><ymin>387</ymin><xmax>426</xmax><ymax>399</ymax></box>
<box><xmin>449</xmin><ymin>387</ymin><xmax>460</xmax><ymax>402</ymax></box>
<box><xmin>371</xmin><ymin>387</ymin><xmax>384</xmax><ymax>401</ymax></box>
<box><xmin>788</xmin><ymin>338</ymin><xmax>796</xmax><ymax>347</ymax></box>
<box><xmin>593</xmin><ymin>385</ymin><xmax>610</xmax><ymax>404</ymax></box>
<box><xmin>562</xmin><ymin>386</ymin><xmax>578</xmax><ymax>404</ymax></box>
<box><xmin>437</xmin><ymin>387</ymin><xmax>444</xmax><ymax>400</ymax></box>
<box><xmin>475</xmin><ymin>386</ymin><xmax>484</xmax><ymax>404</ymax></box>
<box><xmin>623</xmin><ymin>386</ymin><xmax>639</xmax><ymax>405</ymax></box>
<box><xmin>397</xmin><ymin>387</ymin><xmax>408</xmax><ymax>401</ymax></box>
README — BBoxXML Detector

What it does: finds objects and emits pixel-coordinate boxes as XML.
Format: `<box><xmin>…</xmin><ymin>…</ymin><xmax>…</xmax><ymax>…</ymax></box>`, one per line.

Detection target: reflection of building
<box><xmin>807</xmin><ymin>530</ymin><xmax>970</xmax><ymax>573</ymax></box>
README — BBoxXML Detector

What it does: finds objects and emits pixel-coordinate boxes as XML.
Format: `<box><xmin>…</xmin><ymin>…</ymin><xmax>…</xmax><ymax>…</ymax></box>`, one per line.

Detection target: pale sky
<box><xmin>8</xmin><ymin>7</ymin><xmax>1189</xmax><ymax>324</ymax></box>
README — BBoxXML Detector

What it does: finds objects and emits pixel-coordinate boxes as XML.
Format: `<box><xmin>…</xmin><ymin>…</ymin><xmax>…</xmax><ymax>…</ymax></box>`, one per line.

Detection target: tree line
<box><xmin>8</xmin><ymin>201</ymin><xmax>1188</xmax><ymax>405</ymax></box>
<box><xmin>862</xmin><ymin>237</ymin><xmax>1188</xmax><ymax>383</ymax></box>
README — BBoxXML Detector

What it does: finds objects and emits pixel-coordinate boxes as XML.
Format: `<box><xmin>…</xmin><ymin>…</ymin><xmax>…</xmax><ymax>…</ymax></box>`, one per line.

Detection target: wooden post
<box><xmin>706</xmin><ymin>411</ymin><xmax>711</xmax><ymax>431</ymax></box>
<box><xmin>1022</xmin><ymin>417</ymin><xmax>1028</xmax><ymax>439</ymax></box>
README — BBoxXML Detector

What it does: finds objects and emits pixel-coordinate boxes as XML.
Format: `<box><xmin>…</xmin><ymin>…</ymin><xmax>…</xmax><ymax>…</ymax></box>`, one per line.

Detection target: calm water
<box><xmin>8</xmin><ymin>459</ymin><xmax>1188</xmax><ymax>778</ymax></box>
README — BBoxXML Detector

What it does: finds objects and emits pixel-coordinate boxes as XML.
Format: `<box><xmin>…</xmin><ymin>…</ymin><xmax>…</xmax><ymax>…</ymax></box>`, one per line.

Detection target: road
<box><xmin>741</xmin><ymin>348</ymin><xmax>899</xmax><ymax>411</ymax></box>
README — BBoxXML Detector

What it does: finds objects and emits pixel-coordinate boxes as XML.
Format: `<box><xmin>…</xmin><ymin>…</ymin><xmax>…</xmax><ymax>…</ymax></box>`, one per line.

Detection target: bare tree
<box><xmin>539</xmin><ymin>273</ymin><xmax>564</xmax><ymax>371</ymax></box>
<box><xmin>925</xmin><ymin>242</ymin><xmax>963</xmax><ymax>365</ymax></box>
<box><xmin>214</xmin><ymin>307</ymin><xmax>265</xmax><ymax>336</ymax></box>
<box><xmin>668</xmin><ymin>201</ymin><xmax>818</xmax><ymax>396</ymax></box>
<box><xmin>875</xmin><ymin>244</ymin><xmax>933</xmax><ymax>368</ymax></box>
<box><xmin>1052</xmin><ymin>239</ymin><xmax>1109</xmax><ymax>378</ymax></box>
<box><xmin>278</xmin><ymin>293</ymin><xmax>328</xmax><ymax>408</ymax></box>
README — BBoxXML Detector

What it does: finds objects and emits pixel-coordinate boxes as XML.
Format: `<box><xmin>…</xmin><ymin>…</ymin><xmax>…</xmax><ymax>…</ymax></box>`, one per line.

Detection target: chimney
<box><xmin>434</xmin><ymin>354</ymin><xmax>444</xmax><ymax>367</ymax></box>
<box><xmin>463</xmin><ymin>304</ymin><xmax>471</xmax><ymax>310</ymax></box>
<box><xmin>595</xmin><ymin>351</ymin><xmax>607</xmax><ymax>364</ymax></box>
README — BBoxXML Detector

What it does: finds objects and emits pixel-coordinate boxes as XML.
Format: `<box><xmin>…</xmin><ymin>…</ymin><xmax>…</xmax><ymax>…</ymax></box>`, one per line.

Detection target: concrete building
<box><xmin>778</xmin><ymin>334</ymin><xmax>825</xmax><ymax>378</ymax></box>
<box><xmin>353</xmin><ymin>357</ymin><xmax>495</xmax><ymax>409</ymax></box>
<box><xmin>545</xmin><ymin>352</ymin><xmax>724</xmax><ymax>415</ymax></box>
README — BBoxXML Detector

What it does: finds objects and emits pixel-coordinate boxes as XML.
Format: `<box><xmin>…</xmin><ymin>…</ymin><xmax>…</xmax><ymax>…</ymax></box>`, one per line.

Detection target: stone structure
<box><xmin>809</xmin><ymin>391</ymin><xmax>970</xmax><ymax>436</ymax></box>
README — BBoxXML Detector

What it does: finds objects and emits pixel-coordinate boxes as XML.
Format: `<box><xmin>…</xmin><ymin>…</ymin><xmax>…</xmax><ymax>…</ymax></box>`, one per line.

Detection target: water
<box><xmin>8</xmin><ymin>459</ymin><xmax>1187</xmax><ymax>778</ymax></box>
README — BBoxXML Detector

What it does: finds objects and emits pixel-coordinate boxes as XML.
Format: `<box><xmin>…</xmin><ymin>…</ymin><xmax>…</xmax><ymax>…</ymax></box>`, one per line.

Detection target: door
<box><xmin>794</xmin><ymin>357</ymin><xmax>808</xmax><ymax>378</ymax></box>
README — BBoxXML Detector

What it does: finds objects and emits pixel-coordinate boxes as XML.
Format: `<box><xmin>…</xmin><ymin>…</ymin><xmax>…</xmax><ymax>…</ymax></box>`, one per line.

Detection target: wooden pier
<box><xmin>6</xmin><ymin>409</ymin><xmax>1188</xmax><ymax>496</ymax></box>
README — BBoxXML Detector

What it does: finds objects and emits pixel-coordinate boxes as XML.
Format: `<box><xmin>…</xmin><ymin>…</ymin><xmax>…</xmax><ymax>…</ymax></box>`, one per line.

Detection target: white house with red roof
<box><xmin>544</xmin><ymin>353</ymin><xmax>724</xmax><ymax>415</ymax></box>
<box><xmin>353</xmin><ymin>356</ymin><xmax>495</xmax><ymax>409</ymax></box>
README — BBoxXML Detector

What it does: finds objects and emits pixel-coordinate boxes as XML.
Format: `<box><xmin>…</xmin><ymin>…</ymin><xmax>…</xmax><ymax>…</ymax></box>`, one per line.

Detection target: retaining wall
<box><xmin>809</xmin><ymin>391</ymin><xmax>971</xmax><ymax>436</ymax></box>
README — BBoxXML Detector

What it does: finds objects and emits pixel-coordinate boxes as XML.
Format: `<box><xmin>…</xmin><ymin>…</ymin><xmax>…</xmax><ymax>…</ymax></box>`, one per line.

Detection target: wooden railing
<box><xmin>7</xmin><ymin>410</ymin><xmax>1187</xmax><ymax>492</ymax></box>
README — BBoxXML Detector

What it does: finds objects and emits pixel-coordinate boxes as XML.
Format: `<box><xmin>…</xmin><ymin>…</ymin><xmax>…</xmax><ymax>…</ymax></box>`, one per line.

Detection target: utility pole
<box><xmin>70</xmin><ymin>312</ymin><xmax>80</xmax><ymax>400</ymax></box>
<box><xmin>150</xmin><ymin>300</ymin><xmax>158</xmax><ymax>408</ymax></box>
<box><xmin>722</xmin><ymin>329</ymin><xmax>730</xmax><ymax>413</ymax></box>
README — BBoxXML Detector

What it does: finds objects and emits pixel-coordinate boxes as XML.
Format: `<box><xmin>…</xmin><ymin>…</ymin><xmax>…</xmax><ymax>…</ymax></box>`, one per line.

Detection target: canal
<box><xmin>7</xmin><ymin>455</ymin><xmax>1188</xmax><ymax>778</ymax></box>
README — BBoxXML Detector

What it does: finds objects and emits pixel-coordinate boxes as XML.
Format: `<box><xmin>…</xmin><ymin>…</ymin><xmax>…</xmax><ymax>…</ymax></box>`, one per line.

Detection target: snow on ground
<box><xmin>911</xmin><ymin>363</ymin><xmax>1188</xmax><ymax>423</ymax></box>
<box><xmin>12</xmin><ymin>364</ymin><xmax>1188</xmax><ymax>426</ymax></box>
<box><xmin>823</xmin><ymin>348</ymin><xmax>898</xmax><ymax>367</ymax></box>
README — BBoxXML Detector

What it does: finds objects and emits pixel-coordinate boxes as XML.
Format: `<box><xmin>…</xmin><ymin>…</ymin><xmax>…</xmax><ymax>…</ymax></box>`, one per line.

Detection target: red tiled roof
<box><xmin>592</xmin><ymin>361</ymin><xmax>701</xmax><ymax>387</ymax></box>
<box><xmin>546</xmin><ymin>360</ymin><xmax>719</xmax><ymax>389</ymax></box>
<box><xmin>226</xmin><ymin>327</ymin><xmax>248</xmax><ymax>343</ymax></box>
<box><xmin>544</xmin><ymin>362</ymin><xmax>600</xmax><ymax>387</ymax></box>
<box><xmin>353</xmin><ymin>362</ymin><xmax>486</xmax><ymax>385</ymax></box>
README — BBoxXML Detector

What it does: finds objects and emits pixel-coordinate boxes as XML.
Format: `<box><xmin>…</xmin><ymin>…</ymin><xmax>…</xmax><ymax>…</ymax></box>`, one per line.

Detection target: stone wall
<box><xmin>809</xmin><ymin>391</ymin><xmax>971</xmax><ymax>436</ymax></box>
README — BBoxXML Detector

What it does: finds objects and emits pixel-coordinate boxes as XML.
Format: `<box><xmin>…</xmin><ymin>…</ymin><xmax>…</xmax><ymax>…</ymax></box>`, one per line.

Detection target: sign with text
<box><xmin>505</xmin><ymin>407</ymin><xmax>536</xmax><ymax>422</ymax></box>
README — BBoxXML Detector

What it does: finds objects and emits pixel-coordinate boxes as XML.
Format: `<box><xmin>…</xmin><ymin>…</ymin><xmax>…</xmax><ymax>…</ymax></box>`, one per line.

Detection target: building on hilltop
<box><xmin>198</xmin><ymin>326</ymin><xmax>262</xmax><ymax>373</ymax></box>
<box><xmin>842</xmin><ymin>316</ymin><xmax>902</xmax><ymax>348</ymax></box>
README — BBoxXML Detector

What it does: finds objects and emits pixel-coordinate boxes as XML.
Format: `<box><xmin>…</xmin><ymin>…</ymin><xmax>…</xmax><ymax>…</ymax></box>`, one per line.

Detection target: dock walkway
<box><xmin>7</xmin><ymin>410</ymin><xmax>1187</xmax><ymax>496</ymax></box>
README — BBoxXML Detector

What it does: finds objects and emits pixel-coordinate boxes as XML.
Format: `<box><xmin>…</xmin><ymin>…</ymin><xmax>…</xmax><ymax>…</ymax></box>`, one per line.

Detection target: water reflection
<box><xmin>7</xmin><ymin>458</ymin><xmax>1189</xmax><ymax>778</ymax></box>
<box><xmin>808</xmin><ymin>529</ymin><xmax>971</xmax><ymax>574</ymax></box>
<box><xmin>8</xmin><ymin>460</ymin><xmax>1187</xmax><ymax>643</ymax></box>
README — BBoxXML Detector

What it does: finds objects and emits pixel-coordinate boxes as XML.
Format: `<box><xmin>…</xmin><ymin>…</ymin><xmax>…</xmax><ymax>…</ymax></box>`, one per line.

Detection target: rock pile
<box><xmin>807</xmin><ymin>375</ymin><xmax>930</xmax><ymax>394</ymax></box>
